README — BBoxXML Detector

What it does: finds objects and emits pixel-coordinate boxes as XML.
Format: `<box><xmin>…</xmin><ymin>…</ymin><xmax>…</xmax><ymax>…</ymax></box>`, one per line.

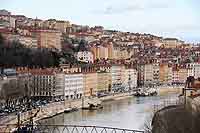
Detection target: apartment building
<box><xmin>111</xmin><ymin>65</ymin><xmax>125</xmax><ymax>91</ymax></box>
<box><xmin>54</xmin><ymin>20</ymin><xmax>70</xmax><ymax>33</ymax></box>
<box><xmin>159</xmin><ymin>64</ymin><xmax>172</xmax><ymax>85</ymax></box>
<box><xmin>107</xmin><ymin>42</ymin><xmax>114</xmax><ymax>59</ymax></box>
<box><xmin>179</xmin><ymin>68</ymin><xmax>188</xmax><ymax>84</ymax></box>
<box><xmin>144</xmin><ymin>63</ymin><xmax>159</xmax><ymax>86</ymax></box>
<box><xmin>172</xmin><ymin>68</ymin><xmax>179</xmax><ymax>84</ymax></box>
<box><xmin>97</xmin><ymin>71</ymin><xmax>111</xmax><ymax>93</ymax></box>
<box><xmin>163</xmin><ymin>38</ymin><xmax>183</xmax><ymax>48</ymax></box>
<box><xmin>90</xmin><ymin>45</ymin><xmax>108</xmax><ymax>60</ymax></box>
<box><xmin>124</xmin><ymin>68</ymin><xmax>138</xmax><ymax>90</ymax></box>
<box><xmin>99</xmin><ymin>46</ymin><xmax>108</xmax><ymax>59</ymax></box>
<box><xmin>83</xmin><ymin>72</ymin><xmax>97</xmax><ymax>97</ymax></box>
<box><xmin>29</xmin><ymin>69</ymin><xmax>64</xmax><ymax>100</ymax></box>
<box><xmin>31</xmin><ymin>29</ymin><xmax>62</xmax><ymax>51</ymax></box>
<box><xmin>64</xmin><ymin>73</ymin><xmax>83</xmax><ymax>100</ymax></box>
<box><xmin>187</xmin><ymin>63</ymin><xmax>200</xmax><ymax>79</ymax></box>
<box><xmin>60</xmin><ymin>64</ymin><xmax>81</xmax><ymax>73</ymax></box>
<box><xmin>137</xmin><ymin>64</ymin><xmax>145</xmax><ymax>86</ymax></box>
<box><xmin>18</xmin><ymin>36</ymin><xmax>38</xmax><ymax>48</ymax></box>
<box><xmin>76</xmin><ymin>51</ymin><xmax>94</xmax><ymax>63</ymax></box>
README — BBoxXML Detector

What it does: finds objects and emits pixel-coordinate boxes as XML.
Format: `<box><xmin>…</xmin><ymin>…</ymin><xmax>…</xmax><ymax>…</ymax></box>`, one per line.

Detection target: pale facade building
<box><xmin>178</xmin><ymin>68</ymin><xmax>188</xmax><ymax>84</ymax></box>
<box><xmin>90</xmin><ymin>45</ymin><xmax>108</xmax><ymax>60</ymax></box>
<box><xmin>55</xmin><ymin>20</ymin><xmax>70</xmax><ymax>33</ymax></box>
<box><xmin>60</xmin><ymin>64</ymin><xmax>81</xmax><ymax>74</ymax></box>
<box><xmin>163</xmin><ymin>38</ymin><xmax>183</xmax><ymax>48</ymax></box>
<box><xmin>107</xmin><ymin>43</ymin><xmax>114</xmax><ymax>59</ymax></box>
<box><xmin>113</xmin><ymin>47</ymin><xmax>121</xmax><ymax>60</ymax></box>
<box><xmin>124</xmin><ymin>68</ymin><xmax>138</xmax><ymax>90</ymax></box>
<box><xmin>76</xmin><ymin>51</ymin><xmax>94</xmax><ymax>63</ymax></box>
<box><xmin>64</xmin><ymin>73</ymin><xmax>83</xmax><ymax>100</ymax></box>
<box><xmin>187</xmin><ymin>63</ymin><xmax>200</xmax><ymax>79</ymax></box>
<box><xmin>111</xmin><ymin>65</ymin><xmax>125</xmax><ymax>91</ymax></box>
<box><xmin>99</xmin><ymin>46</ymin><xmax>108</xmax><ymax>59</ymax></box>
<box><xmin>144</xmin><ymin>63</ymin><xmax>159</xmax><ymax>86</ymax></box>
<box><xmin>172</xmin><ymin>68</ymin><xmax>179</xmax><ymax>84</ymax></box>
<box><xmin>172</xmin><ymin>67</ymin><xmax>189</xmax><ymax>84</ymax></box>
<box><xmin>18</xmin><ymin>36</ymin><xmax>38</xmax><ymax>48</ymax></box>
<box><xmin>9</xmin><ymin>17</ymin><xmax>15</xmax><ymax>28</ymax></box>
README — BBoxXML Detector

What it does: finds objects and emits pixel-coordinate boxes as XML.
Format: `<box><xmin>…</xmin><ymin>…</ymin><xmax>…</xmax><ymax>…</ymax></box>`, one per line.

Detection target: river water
<box><xmin>38</xmin><ymin>93</ymin><xmax>178</xmax><ymax>130</ymax></box>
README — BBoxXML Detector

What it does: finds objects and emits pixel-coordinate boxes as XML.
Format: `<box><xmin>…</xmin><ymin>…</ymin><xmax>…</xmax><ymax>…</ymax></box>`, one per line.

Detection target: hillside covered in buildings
<box><xmin>1</xmin><ymin>9</ymin><xmax>200</xmax><ymax>104</ymax></box>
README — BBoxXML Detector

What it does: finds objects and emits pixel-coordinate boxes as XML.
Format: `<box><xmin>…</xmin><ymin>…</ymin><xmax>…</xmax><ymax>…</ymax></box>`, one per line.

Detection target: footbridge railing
<box><xmin>0</xmin><ymin>124</ymin><xmax>145</xmax><ymax>133</ymax></box>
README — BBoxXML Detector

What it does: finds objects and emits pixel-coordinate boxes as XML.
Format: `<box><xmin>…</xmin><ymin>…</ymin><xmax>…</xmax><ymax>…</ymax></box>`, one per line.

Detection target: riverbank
<box><xmin>158</xmin><ymin>85</ymin><xmax>183</xmax><ymax>95</ymax></box>
<box><xmin>36</xmin><ymin>92</ymin><xmax>134</xmax><ymax>122</ymax></box>
<box><xmin>0</xmin><ymin>92</ymin><xmax>133</xmax><ymax>126</ymax></box>
<box><xmin>1</xmin><ymin>86</ymin><xmax>182</xmax><ymax>126</ymax></box>
<box><xmin>39</xmin><ymin>92</ymin><xmax>180</xmax><ymax>131</ymax></box>
<box><xmin>100</xmin><ymin>92</ymin><xmax>132</xmax><ymax>102</ymax></box>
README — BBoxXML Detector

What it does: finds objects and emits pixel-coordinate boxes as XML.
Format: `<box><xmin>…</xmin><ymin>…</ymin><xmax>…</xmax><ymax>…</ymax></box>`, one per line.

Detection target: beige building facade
<box><xmin>97</xmin><ymin>72</ymin><xmax>112</xmax><ymax>93</ymax></box>
<box><xmin>31</xmin><ymin>29</ymin><xmax>62</xmax><ymax>50</ymax></box>
<box><xmin>55</xmin><ymin>20</ymin><xmax>70</xmax><ymax>33</ymax></box>
<box><xmin>83</xmin><ymin>72</ymin><xmax>97</xmax><ymax>97</ymax></box>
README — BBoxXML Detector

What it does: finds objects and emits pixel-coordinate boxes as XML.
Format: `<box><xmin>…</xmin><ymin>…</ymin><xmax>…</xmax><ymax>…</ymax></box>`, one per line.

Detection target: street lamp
<box><xmin>181</xmin><ymin>76</ymin><xmax>195</xmax><ymax>108</ymax></box>
<box><xmin>17</xmin><ymin>112</ymin><xmax>21</xmax><ymax>132</ymax></box>
<box><xmin>128</xmin><ymin>73</ymin><xmax>131</xmax><ymax>93</ymax></box>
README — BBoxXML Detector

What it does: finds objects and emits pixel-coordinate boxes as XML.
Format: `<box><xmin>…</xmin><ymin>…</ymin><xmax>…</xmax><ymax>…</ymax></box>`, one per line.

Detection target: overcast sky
<box><xmin>1</xmin><ymin>0</ymin><xmax>200</xmax><ymax>43</ymax></box>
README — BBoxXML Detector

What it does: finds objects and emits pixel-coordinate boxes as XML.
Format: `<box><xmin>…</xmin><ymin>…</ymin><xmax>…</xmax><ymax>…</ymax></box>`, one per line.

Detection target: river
<box><xmin>38</xmin><ymin>93</ymin><xmax>178</xmax><ymax>130</ymax></box>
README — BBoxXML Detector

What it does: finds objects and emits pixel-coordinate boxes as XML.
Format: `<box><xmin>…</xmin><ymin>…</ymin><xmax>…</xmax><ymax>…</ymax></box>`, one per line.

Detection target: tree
<box><xmin>77</xmin><ymin>40</ymin><xmax>88</xmax><ymax>52</ymax></box>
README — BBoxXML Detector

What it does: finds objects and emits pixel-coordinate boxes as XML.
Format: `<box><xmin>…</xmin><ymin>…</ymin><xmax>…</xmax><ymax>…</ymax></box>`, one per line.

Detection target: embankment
<box><xmin>158</xmin><ymin>86</ymin><xmax>183</xmax><ymax>95</ymax></box>
<box><xmin>1</xmin><ymin>92</ymin><xmax>133</xmax><ymax>125</ymax></box>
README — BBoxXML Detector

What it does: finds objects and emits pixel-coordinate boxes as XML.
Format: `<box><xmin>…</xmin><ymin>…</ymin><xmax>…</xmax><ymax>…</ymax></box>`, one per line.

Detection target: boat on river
<box><xmin>133</xmin><ymin>88</ymin><xmax>158</xmax><ymax>97</ymax></box>
<box><xmin>82</xmin><ymin>104</ymin><xmax>103</xmax><ymax>110</ymax></box>
<box><xmin>64</xmin><ymin>107</ymin><xmax>78</xmax><ymax>113</ymax></box>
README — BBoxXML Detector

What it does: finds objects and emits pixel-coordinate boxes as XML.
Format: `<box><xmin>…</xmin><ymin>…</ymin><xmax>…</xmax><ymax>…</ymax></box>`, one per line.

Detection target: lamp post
<box><xmin>82</xmin><ymin>96</ymin><xmax>84</xmax><ymax>108</ymax></box>
<box><xmin>17</xmin><ymin>112</ymin><xmax>21</xmax><ymax>132</ymax></box>
<box><xmin>183</xmin><ymin>87</ymin><xmax>194</xmax><ymax>108</ymax></box>
<box><xmin>182</xmin><ymin>76</ymin><xmax>195</xmax><ymax>108</ymax></box>
<box><xmin>128</xmin><ymin>72</ymin><xmax>131</xmax><ymax>93</ymax></box>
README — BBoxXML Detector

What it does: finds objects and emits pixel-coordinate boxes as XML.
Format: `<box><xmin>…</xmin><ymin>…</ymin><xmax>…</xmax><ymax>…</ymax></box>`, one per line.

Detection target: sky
<box><xmin>1</xmin><ymin>0</ymin><xmax>200</xmax><ymax>43</ymax></box>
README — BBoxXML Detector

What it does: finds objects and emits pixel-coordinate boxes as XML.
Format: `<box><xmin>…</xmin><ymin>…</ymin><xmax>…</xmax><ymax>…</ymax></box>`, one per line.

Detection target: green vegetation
<box><xmin>0</xmin><ymin>34</ymin><xmax>90</xmax><ymax>68</ymax></box>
